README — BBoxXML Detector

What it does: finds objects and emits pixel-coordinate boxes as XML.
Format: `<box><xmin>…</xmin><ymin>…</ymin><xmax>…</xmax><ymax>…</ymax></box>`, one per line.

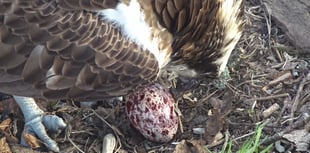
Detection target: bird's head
<box><xmin>100</xmin><ymin>0</ymin><xmax>244</xmax><ymax>78</ymax></box>
<box><xmin>162</xmin><ymin>0</ymin><xmax>244</xmax><ymax>78</ymax></box>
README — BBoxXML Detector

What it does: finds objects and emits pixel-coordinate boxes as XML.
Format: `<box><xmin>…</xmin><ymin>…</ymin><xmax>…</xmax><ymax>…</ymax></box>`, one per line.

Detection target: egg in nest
<box><xmin>125</xmin><ymin>84</ymin><xmax>178</xmax><ymax>142</ymax></box>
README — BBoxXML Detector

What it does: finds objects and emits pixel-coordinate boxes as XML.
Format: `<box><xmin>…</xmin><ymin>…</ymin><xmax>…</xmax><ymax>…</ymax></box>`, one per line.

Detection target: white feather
<box><xmin>98</xmin><ymin>0</ymin><xmax>167</xmax><ymax>68</ymax></box>
<box><xmin>214</xmin><ymin>0</ymin><xmax>243</xmax><ymax>75</ymax></box>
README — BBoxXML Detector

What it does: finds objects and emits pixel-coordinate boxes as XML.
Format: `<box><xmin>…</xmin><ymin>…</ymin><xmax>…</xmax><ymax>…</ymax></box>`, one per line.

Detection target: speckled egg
<box><xmin>125</xmin><ymin>84</ymin><xmax>178</xmax><ymax>142</ymax></box>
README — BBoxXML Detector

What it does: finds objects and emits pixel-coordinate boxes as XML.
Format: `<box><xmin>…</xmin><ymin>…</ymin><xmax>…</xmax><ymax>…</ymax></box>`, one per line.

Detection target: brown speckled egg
<box><xmin>125</xmin><ymin>84</ymin><xmax>178</xmax><ymax>142</ymax></box>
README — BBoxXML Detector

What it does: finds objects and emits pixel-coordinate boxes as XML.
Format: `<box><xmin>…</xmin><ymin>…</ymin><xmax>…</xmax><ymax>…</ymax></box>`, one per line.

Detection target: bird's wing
<box><xmin>0</xmin><ymin>0</ymin><xmax>159</xmax><ymax>100</ymax></box>
<box><xmin>56</xmin><ymin>0</ymin><xmax>118</xmax><ymax>11</ymax></box>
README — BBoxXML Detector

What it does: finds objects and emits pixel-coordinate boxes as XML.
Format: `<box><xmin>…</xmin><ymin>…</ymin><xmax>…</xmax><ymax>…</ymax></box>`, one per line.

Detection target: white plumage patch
<box><xmin>214</xmin><ymin>0</ymin><xmax>243</xmax><ymax>75</ymax></box>
<box><xmin>98</xmin><ymin>0</ymin><xmax>167</xmax><ymax>68</ymax></box>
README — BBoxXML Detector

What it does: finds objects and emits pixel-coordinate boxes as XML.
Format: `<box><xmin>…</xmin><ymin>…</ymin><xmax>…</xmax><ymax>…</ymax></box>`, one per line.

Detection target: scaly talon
<box><xmin>14</xmin><ymin>96</ymin><xmax>66</xmax><ymax>152</ymax></box>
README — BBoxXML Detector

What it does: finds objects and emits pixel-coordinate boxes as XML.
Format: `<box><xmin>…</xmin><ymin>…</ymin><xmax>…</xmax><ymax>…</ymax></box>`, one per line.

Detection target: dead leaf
<box><xmin>0</xmin><ymin>118</ymin><xmax>11</xmax><ymax>131</ymax></box>
<box><xmin>174</xmin><ymin>140</ymin><xmax>191</xmax><ymax>153</ymax></box>
<box><xmin>174</xmin><ymin>140</ymin><xmax>210</xmax><ymax>153</ymax></box>
<box><xmin>283</xmin><ymin>129</ymin><xmax>310</xmax><ymax>151</ymax></box>
<box><xmin>10</xmin><ymin>144</ymin><xmax>42</xmax><ymax>153</ymax></box>
<box><xmin>0</xmin><ymin>118</ymin><xmax>19</xmax><ymax>144</ymax></box>
<box><xmin>205</xmin><ymin>97</ymin><xmax>231</xmax><ymax>144</ymax></box>
<box><xmin>1</xmin><ymin>131</ymin><xmax>19</xmax><ymax>144</ymax></box>
<box><xmin>23</xmin><ymin>132</ymin><xmax>42</xmax><ymax>149</ymax></box>
<box><xmin>189</xmin><ymin>140</ymin><xmax>209</xmax><ymax>153</ymax></box>
<box><xmin>205</xmin><ymin>110</ymin><xmax>224</xmax><ymax>144</ymax></box>
<box><xmin>0</xmin><ymin>137</ymin><xmax>12</xmax><ymax>153</ymax></box>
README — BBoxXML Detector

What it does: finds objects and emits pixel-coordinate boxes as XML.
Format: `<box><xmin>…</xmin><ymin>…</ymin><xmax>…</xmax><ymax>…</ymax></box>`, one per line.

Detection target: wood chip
<box><xmin>262</xmin><ymin>103</ymin><xmax>280</xmax><ymax>118</ymax></box>
<box><xmin>0</xmin><ymin>137</ymin><xmax>12</xmax><ymax>153</ymax></box>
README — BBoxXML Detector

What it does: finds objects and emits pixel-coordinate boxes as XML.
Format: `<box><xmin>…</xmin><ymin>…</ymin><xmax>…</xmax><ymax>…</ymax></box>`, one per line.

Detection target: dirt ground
<box><xmin>0</xmin><ymin>0</ymin><xmax>309</xmax><ymax>152</ymax></box>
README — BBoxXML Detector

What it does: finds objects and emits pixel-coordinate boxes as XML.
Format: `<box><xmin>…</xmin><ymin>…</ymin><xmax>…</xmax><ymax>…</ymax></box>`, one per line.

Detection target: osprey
<box><xmin>0</xmin><ymin>0</ymin><xmax>243</xmax><ymax>151</ymax></box>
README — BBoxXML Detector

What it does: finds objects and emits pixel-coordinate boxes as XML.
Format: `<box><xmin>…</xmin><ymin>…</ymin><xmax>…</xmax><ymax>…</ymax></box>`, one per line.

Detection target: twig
<box><xmin>244</xmin><ymin>93</ymin><xmax>290</xmax><ymax>103</ymax></box>
<box><xmin>197</xmin><ymin>90</ymin><xmax>218</xmax><ymax>106</ymax></box>
<box><xmin>263</xmin><ymin>4</ymin><xmax>271</xmax><ymax>48</ymax></box>
<box><xmin>290</xmin><ymin>73</ymin><xmax>310</xmax><ymax>121</ymax></box>
<box><xmin>174</xmin><ymin>99</ymin><xmax>184</xmax><ymax>133</ymax></box>
<box><xmin>233</xmin><ymin>120</ymin><xmax>269</xmax><ymax>142</ymax></box>
<box><xmin>236</xmin><ymin>79</ymin><xmax>262</xmax><ymax>88</ymax></box>
<box><xmin>206</xmin><ymin>138</ymin><xmax>225</xmax><ymax>148</ymax></box>
<box><xmin>66</xmin><ymin>124</ymin><xmax>85</xmax><ymax>153</ymax></box>
<box><xmin>226</xmin><ymin>83</ymin><xmax>248</xmax><ymax>98</ymax></box>
<box><xmin>261</xmin><ymin>111</ymin><xmax>310</xmax><ymax>146</ymax></box>
<box><xmin>233</xmin><ymin>131</ymin><xmax>256</xmax><ymax>142</ymax></box>
<box><xmin>220</xmin><ymin>130</ymin><xmax>231</xmax><ymax>151</ymax></box>
<box><xmin>88</xmin><ymin>108</ymin><xmax>123</xmax><ymax>152</ymax></box>
<box><xmin>300</xmin><ymin>91</ymin><xmax>310</xmax><ymax>107</ymax></box>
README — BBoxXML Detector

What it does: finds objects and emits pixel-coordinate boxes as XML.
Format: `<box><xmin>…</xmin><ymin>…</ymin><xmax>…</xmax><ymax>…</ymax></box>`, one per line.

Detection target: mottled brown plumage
<box><xmin>150</xmin><ymin>0</ymin><xmax>244</xmax><ymax>76</ymax></box>
<box><xmin>0</xmin><ymin>0</ymin><xmax>243</xmax><ymax>100</ymax></box>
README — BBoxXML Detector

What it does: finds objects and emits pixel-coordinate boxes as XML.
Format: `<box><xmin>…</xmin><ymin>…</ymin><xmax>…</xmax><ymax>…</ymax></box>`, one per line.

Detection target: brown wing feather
<box><xmin>0</xmin><ymin>1</ymin><xmax>159</xmax><ymax>100</ymax></box>
<box><xmin>58</xmin><ymin>0</ymin><xmax>118</xmax><ymax>10</ymax></box>
<box><xmin>152</xmin><ymin>0</ymin><xmax>220</xmax><ymax>59</ymax></box>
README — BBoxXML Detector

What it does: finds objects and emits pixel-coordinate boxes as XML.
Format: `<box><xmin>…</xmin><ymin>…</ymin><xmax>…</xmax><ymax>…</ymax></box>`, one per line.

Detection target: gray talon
<box><xmin>14</xmin><ymin>96</ymin><xmax>66</xmax><ymax>152</ymax></box>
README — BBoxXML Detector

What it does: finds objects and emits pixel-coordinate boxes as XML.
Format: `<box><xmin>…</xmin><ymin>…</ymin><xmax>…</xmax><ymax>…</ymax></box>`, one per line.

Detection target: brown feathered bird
<box><xmin>0</xmin><ymin>0</ymin><xmax>243</xmax><ymax>151</ymax></box>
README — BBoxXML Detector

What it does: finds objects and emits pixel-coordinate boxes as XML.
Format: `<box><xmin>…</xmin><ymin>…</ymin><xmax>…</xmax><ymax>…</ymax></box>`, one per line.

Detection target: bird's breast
<box><xmin>98</xmin><ymin>0</ymin><xmax>173</xmax><ymax>68</ymax></box>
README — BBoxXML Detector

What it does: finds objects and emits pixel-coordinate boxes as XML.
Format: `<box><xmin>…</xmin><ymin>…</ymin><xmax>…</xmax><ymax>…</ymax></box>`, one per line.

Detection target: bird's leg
<box><xmin>13</xmin><ymin>96</ymin><xmax>66</xmax><ymax>152</ymax></box>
